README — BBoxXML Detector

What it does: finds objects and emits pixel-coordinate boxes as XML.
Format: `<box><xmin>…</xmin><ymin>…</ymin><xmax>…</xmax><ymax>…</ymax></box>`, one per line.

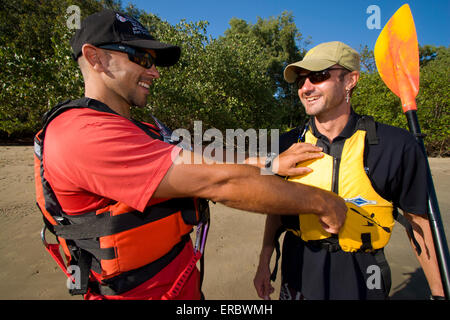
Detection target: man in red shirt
<box><xmin>35</xmin><ymin>10</ymin><xmax>347</xmax><ymax>300</ymax></box>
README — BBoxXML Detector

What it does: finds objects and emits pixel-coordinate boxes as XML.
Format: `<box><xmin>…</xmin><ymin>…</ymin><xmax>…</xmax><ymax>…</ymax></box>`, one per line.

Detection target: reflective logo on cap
<box><xmin>116</xmin><ymin>13</ymin><xmax>127</xmax><ymax>22</ymax></box>
<box><xmin>116</xmin><ymin>13</ymin><xmax>150</xmax><ymax>36</ymax></box>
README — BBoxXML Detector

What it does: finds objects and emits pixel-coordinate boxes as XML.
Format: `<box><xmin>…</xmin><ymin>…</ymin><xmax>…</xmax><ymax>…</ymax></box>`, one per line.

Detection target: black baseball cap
<box><xmin>70</xmin><ymin>9</ymin><xmax>181</xmax><ymax>67</ymax></box>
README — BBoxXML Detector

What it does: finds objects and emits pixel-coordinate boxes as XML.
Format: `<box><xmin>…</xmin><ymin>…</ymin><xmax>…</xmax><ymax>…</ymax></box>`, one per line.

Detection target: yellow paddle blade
<box><xmin>374</xmin><ymin>4</ymin><xmax>420</xmax><ymax>112</ymax></box>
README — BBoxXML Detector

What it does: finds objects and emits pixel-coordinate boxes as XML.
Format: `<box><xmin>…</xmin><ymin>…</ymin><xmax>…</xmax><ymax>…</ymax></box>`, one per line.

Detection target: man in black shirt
<box><xmin>253</xmin><ymin>41</ymin><xmax>444</xmax><ymax>299</ymax></box>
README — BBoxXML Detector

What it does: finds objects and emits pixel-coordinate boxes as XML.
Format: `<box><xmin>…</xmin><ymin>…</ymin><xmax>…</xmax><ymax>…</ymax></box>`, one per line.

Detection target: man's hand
<box><xmin>315</xmin><ymin>190</ymin><xmax>348</xmax><ymax>234</ymax></box>
<box><xmin>253</xmin><ymin>263</ymin><xmax>275</xmax><ymax>300</ymax></box>
<box><xmin>253</xmin><ymin>215</ymin><xmax>281</xmax><ymax>300</ymax></box>
<box><xmin>272</xmin><ymin>143</ymin><xmax>323</xmax><ymax>176</ymax></box>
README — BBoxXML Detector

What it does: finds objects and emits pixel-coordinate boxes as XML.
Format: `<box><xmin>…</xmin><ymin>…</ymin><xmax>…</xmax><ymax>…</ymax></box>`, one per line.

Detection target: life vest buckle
<box><xmin>40</xmin><ymin>225</ymin><xmax>74</xmax><ymax>279</ymax></box>
<box><xmin>40</xmin><ymin>225</ymin><xmax>49</xmax><ymax>248</ymax></box>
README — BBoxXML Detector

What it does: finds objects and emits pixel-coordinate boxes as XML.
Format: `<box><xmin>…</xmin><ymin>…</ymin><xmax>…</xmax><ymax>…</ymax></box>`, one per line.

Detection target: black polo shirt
<box><xmin>278</xmin><ymin>110</ymin><xmax>429</xmax><ymax>299</ymax></box>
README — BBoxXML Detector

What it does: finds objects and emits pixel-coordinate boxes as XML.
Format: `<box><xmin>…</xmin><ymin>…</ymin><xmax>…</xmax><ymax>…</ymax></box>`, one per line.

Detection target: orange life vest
<box><xmin>34</xmin><ymin>98</ymin><xmax>209</xmax><ymax>297</ymax></box>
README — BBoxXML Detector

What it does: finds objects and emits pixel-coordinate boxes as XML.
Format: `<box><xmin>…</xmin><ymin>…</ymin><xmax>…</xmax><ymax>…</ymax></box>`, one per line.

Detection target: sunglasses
<box><xmin>295</xmin><ymin>67</ymin><xmax>348</xmax><ymax>89</ymax></box>
<box><xmin>98</xmin><ymin>44</ymin><xmax>156</xmax><ymax>69</ymax></box>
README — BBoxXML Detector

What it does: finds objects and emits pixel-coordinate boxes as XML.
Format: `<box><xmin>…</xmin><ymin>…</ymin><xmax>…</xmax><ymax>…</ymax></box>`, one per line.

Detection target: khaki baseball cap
<box><xmin>284</xmin><ymin>41</ymin><xmax>360</xmax><ymax>83</ymax></box>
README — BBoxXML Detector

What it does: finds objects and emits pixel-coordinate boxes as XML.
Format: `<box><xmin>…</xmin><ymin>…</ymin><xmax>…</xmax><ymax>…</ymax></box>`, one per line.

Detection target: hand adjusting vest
<box><xmin>34</xmin><ymin>98</ymin><xmax>209</xmax><ymax>296</ymax></box>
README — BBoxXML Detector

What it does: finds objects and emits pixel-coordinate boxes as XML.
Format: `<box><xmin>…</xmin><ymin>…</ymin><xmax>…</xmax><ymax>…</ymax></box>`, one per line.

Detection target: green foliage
<box><xmin>415</xmin><ymin>46</ymin><xmax>450</xmax><ymax>156</ymax></box>
<box><xmin>0</xmin><ymin>1</ymin><xmax>303</xmax><ymax>141</ymax></box>
<box><xmin>0</xmin><ymin>1</ymin><xmax>448</xmax><ymax>156</ymax></box>
<box><xmin>136</xmin><ymin>17</ymin><xmax>280</xmax><ymax>132</ymax></box>
<box><xmin>223</xmin><ymin>12</ymin><xmax>309</xmax><ymax>129</ymax></box>
<box><xmin>353</xmin><ymin>45</ymin><xmax>449</xmax><ymax>156</ymax></box>
<box><xmin>131</xmin><ymin>10</ymin><xmax>308</xmax><ymax>135</ymax></box>
<box><xmin>0</xmin><ymin>0</ymin><xmax>103</xmax><ymax>139</ymax></box>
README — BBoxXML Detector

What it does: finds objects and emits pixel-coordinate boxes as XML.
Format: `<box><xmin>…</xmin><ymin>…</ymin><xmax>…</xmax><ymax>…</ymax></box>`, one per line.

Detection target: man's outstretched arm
<box><xmin>153</xmin><ymin>150</ymin><xmax>346</xmax><ymax>234</ymax></box>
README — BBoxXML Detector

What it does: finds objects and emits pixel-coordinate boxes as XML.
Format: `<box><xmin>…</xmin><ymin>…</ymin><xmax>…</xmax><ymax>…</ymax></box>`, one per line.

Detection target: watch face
<box><xmin>265</xmin><ymin>153</ymin><xmax>276</xmax><ymax>168</ymax></box>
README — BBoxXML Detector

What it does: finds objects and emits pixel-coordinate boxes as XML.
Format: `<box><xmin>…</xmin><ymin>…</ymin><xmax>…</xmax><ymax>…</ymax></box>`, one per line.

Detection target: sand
<box><xmin>0</xmin><ymin>146</ymin><xmax>449</xmax><ymax>300</ymax></box>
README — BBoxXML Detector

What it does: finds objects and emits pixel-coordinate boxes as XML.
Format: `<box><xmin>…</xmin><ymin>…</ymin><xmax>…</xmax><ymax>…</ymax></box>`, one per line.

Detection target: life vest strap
<box><xmin>41</xmin><ymin>225</ymin><xmax>91</xmax><ymax>295</ymax></box>
<box><xmin>161</xmin><ymin>250</ymin><xmax>203</xmax><ymax>300</ymax></box>
<box><xmin>44</xmin><ymin>242</ymin><xmax>70</xmax><ymax>277</ymax></box>
<box><xmin>162</xmin><ymin>221</ymin><xmax>210</xmax><ymax>300</ymax></box>
<box><xmin>373</xmin><ymin>249</ymin><xmax>392</xmax><ymax>297</ymax></box>
<box><xmin>357</xmin><ymin>116</ymin><xmax>379</xmax><ymax>145</ymax></box>
<box><xmin>41</xmin><ymin>223</ymin><xmax>193</xmax><ymax>296</ymax></box>
<box><xmin>68</xmin><ymin>248</ymin><xmax>92</xmax><ymax>295</ymax></box>
<box><xmin>52</xmin><ymin>198</ymin><xmax>197</xmax><ymax>241</ymax></box>
<box><xmin>393</xmin><ymin>208</ymin><xmax>422</xmax><ymax>255</ymax></box>
<box><xmin>95</xmin><ymin>235</ymin><xmax>191</xmax><ymax>296</ymax></box>
<box><xmin>269</xmin><ymin>231</ymin><xmax>387</xmax><ymax>282</ymax></box>
<box><xmin>270</xmin><ymin>226</ymin><xmax>286</xmax><ymax>282</ymax></box>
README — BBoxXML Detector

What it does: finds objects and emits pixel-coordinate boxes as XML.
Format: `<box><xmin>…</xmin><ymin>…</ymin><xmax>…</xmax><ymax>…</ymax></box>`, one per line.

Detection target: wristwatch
<box><xmin>265</xmin><ymin>152</ymin><xmax>278</xmax><ymax>170</ymax></box>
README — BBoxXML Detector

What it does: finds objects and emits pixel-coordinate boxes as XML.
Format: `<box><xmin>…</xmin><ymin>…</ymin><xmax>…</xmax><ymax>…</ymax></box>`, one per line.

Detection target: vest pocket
<box><xmin>99</xmin><ymin>211</ymin><xmax>192</xmax><ymax>278</ymax></box>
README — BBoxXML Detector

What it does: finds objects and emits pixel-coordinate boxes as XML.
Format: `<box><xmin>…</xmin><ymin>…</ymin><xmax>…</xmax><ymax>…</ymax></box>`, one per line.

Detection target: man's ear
<box><xmin>81</xmin><ymin>44</ymin><xmax>105</xmax><ymax>72</ymax></box>
<box><xmin>346</xmin><ymin>71</ymin><xmax>360</xmax><ymax>90</ymax></box>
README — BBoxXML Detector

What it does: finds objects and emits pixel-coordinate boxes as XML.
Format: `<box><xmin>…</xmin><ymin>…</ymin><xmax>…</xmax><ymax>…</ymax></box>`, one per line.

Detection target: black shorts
<box><xmin>280</xmin><ymin>231</ymin><xmax>391</xmax><ymax>300</ymax></box>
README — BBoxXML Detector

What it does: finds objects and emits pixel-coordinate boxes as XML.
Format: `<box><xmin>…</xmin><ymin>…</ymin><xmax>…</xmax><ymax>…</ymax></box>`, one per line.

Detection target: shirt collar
<box><xmin>309</xmin><ymin>108</ymin><xmax>360</xmax><ymax>142</ymax></box>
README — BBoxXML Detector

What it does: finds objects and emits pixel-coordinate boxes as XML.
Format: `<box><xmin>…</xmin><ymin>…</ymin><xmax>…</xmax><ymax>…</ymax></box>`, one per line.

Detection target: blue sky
<box><xmin>123</xmin><ymin>0</ymin><xmax>449</xmax><ymax>51</ymax></box>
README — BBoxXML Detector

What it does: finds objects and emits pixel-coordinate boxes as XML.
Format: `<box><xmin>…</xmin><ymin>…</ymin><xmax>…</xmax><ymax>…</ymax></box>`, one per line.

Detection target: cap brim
<box><xmin>284</xmin><ymin>59</ymin><xmax>336</xmax><ymax>83</ymax></box>
<box><xmin>122</xmin><ymin>39</ymin><xmax>181</xmax><ymax>67</ymax></box>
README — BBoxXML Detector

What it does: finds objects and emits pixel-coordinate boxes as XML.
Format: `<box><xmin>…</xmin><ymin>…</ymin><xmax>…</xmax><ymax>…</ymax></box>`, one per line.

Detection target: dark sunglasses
<box><xmin>295</xmin><ymin>67</ymin><xmax>348</xmax><ymax>89</ymax></box>
<box><xmin>98</xmin><ymin>44</ymin><xmax>156</xmax><ymax>69</ymax></box>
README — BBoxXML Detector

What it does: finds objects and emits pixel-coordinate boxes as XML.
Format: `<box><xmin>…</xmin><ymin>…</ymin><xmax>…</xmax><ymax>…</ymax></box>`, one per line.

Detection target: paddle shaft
<box><xmin>405</xmin><ymin>110</ymin><xmax>450</xmax><ymax>298</ymax></box>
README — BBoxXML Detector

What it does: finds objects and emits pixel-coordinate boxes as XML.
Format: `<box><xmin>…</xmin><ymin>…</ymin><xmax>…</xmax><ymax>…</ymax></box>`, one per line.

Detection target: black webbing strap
<box><xmin>373</xmin><ymin>249</ymin><xmax>392</xmax><ymax>298</ymax></box>
<box><xmin>73</xmin><ymin>239</ymin><xmax>116</xmax><ymax>260</ymax></box>
<box><xmin>130</xmin><ymin>118</ymin><xmax>163</xmax><ymax>141</ymax></box>
<box><xmin>68</xmin><ymin>249</ymin><xmax>92</xmax><ymax>296</ymax></box>
<box><xmin>357</xmin><ymin>116</ymin><xmax>379</xmax><ymax>145</ymax></box>
<box><xmin>41</xmin><ymin>98</ymin><xmax>163</xmax><ymax>141</ymax></box>
<box><xmin>270</xmin><ymin>226</ymin><xmax>286</xmax><ymax>282</ymax></box>
<box><xmin>53</xmin><ymin>198</ymin><xmax>195</xmax><ymax>240</ymax></box>
<box><xmin>393</xmin><ymin>208</ymin><xmax>422</xmax><ymax>255</ymax></box>
<box><xmin>360</xmin><ymin>233</ymin><xmax>374</xmax><ymax>252</ymax></box>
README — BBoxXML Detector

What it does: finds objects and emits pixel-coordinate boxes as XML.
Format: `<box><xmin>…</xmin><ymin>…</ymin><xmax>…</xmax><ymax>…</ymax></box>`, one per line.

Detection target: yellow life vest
<box><xmin>287</xmin><ymin>124</ymin><xmax>395</xmax><ymax>252</ymax></box>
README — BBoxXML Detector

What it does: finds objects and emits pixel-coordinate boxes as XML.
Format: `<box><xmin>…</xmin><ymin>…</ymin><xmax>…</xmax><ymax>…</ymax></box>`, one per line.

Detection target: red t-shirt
<box><xmin>44</xmin><ymin>108</ymin><xmax>180</xmax><ymax>214</ymax></box>
<box><xmin>43</xmin><ymin>106</ymin><xmax>200</xmax><ymax>300</ymax></box>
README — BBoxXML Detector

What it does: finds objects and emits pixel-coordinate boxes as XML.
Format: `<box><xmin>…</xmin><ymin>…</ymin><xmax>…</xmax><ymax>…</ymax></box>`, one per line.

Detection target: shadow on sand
<box><xmin>390</xmin><ymin>268</ymin><xmax>431</xmax><ymax>300</ymax></box>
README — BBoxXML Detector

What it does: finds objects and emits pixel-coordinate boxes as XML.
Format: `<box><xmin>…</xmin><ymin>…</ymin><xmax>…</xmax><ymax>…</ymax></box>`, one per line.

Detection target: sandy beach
<box><xmin>0</xmin><ymin>145</ymin><xmax>449</xmax><ymax>300</ymax></box>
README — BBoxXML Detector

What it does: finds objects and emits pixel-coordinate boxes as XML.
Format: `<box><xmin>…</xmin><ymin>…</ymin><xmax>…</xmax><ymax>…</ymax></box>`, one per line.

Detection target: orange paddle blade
<box><xmin>374</xmin><ymin>4</ymin><xmax>420</xmax><ymax>112</ymax></box>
